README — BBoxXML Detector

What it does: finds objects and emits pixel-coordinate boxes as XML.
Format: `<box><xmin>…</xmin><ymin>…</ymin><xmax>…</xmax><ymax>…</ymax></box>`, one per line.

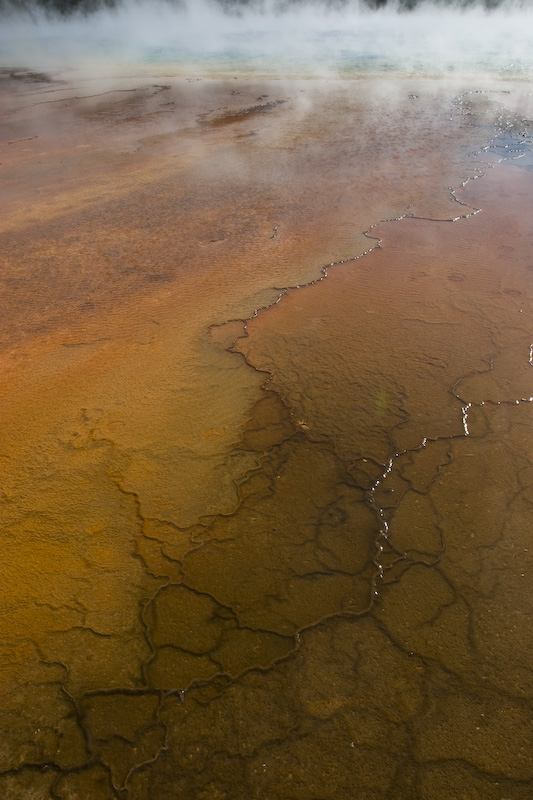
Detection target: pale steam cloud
<box><xmin>1</xmin><ymin>0</ymin><xmax>533</xmax><ymax>77</ymax></box>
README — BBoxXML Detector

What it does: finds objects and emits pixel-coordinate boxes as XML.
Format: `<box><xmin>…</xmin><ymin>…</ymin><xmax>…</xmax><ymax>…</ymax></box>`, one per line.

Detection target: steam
<box><xmin>1</xmin><ymin>0</ymin><xmax>533</xmax><ymax>77</ymax></box>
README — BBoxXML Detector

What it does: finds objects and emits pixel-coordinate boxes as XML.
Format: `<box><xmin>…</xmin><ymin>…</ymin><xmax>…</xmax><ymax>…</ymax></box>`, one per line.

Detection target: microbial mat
<box><xmin>0</xmin><ymin>48</ymin><xmax>532</xmax><ymax>800</ymax></box>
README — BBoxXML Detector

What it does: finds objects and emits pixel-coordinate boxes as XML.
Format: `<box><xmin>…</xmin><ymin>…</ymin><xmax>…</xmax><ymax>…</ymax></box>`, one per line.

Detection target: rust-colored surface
<box><xmin>0</xmin><ymin>70</ymin><xmax>532</xmax><ymax>798</ymax></box>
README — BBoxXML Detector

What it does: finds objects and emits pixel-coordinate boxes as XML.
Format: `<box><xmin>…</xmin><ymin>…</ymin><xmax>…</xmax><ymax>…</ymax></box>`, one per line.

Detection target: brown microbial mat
<box><xmin>0</xmin><ymin>68</ymin><xmax>532</xmax><ymax>799</ymax></box>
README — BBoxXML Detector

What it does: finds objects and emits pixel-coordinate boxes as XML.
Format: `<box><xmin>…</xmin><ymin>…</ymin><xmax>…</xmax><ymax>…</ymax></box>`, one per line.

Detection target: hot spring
<box><xmin>1</xmin><ymin>2</ymin><xmax>532</xmax><ymax>798</ymax></box>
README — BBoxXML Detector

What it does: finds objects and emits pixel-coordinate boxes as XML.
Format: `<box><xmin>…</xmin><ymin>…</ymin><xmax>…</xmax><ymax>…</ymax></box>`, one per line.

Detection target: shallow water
<box><xmin>0</xmin><ymin>60</ymin><xmax>532</xmax><ymax>798</ymax></box>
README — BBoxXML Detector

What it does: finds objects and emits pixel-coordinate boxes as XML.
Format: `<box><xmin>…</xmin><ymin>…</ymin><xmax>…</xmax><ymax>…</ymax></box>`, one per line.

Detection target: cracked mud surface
<box><xmin>0</xmin><ymin>71</ymin><xmax>532</xmax><ymax>798</ymax></box>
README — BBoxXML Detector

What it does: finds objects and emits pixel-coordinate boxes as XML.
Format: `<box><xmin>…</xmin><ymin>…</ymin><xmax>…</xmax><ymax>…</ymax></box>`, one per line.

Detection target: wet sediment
<box><xmin>0</xmin><ymin>72</ymin><xmax>532</xmax><ymax>798</ymax></box>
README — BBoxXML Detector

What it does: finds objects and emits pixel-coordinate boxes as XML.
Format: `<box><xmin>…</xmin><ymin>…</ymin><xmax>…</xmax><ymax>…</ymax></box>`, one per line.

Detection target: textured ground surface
<box><xmin>0</xmin><ymin>69</ymin><xmax>532</xmax><ymax>798</ymax></box>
